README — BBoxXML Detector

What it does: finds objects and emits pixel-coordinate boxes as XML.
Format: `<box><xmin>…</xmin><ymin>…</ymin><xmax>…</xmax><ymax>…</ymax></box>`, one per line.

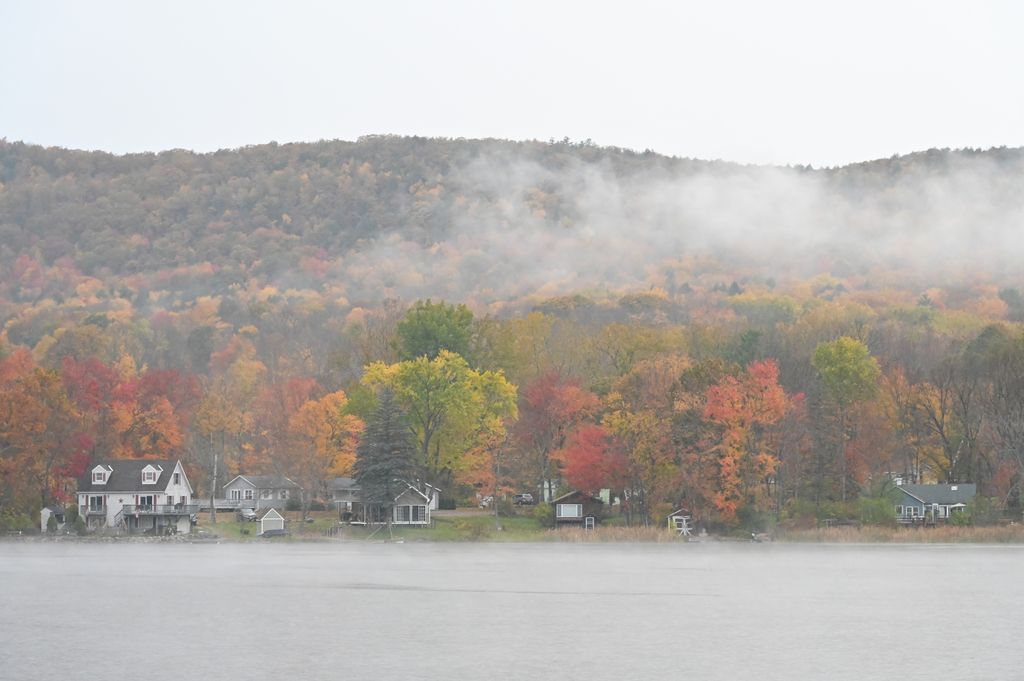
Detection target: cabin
<box><xmin>40</xmin><ymin>506</ymin><xmax>66</xmax><ymax>533</ymax></box>
<box><xmin>328</xmin><ymin>477</ymin><xmax>433</xmax><ymax>525</ymax></box>
<box><xmin>221</xmin><ymin>475</ymin><xmax>301</xmax><ymax>510</ymax></box>
<box><xmin>77</xmin><ymin>460</ymin><xmax>196</xmax><ymax>534</ymax></box>
<box><xmin>894</xmin><ymin>483</ymin><xmax>976</xmax><ymax>523</ymax></box>
<box><xmin>257</xmin><ymin>507</ymin><xmax>286</xmax><ymax>536</ymax></box>
<box><xmin>551</xmin><ymin>491</ymin><xmax>603</xmax><ymax>526</ymax></box>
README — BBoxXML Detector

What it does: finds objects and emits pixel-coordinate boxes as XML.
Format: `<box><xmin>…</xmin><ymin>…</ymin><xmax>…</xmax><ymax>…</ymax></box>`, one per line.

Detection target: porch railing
<box><xmin>121</xmin><ymin>504</ymin><xmax>199</xmax><ymax>516</ymax></box>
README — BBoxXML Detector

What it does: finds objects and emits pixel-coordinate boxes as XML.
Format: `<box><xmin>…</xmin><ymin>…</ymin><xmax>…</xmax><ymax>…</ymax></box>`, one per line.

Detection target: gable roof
<box><xmin>898</xmin><ymin>483</ymin><xmax>976</xmax><ymax>505</ymax></box>
<box><xmin>224</xmin><ymin>475</ymin><xmax>301</xmax><ymax>490</ymax></box>
<box><xmin>394</xmin><ymin>485</ymin><xmax>430</xmax><ymax>503</ymax></box>
<box><xmin>552</xmin><ymin>490</ymin><xmax>603</xmax><ymax>505</ymax></box>
<box><xmin>77</xmin><ymin>460</ymin><xmax>184</xmax><ymax>493</ymax></box>
<box><xmin>329</xmin><ymin>477</ymin><xmax>359</xmax><ymax>491</ymax></box>
<box><xmin>258</xmin><ymin>507</ymin><xmax>284</xmax><ymax>521</ymax></box>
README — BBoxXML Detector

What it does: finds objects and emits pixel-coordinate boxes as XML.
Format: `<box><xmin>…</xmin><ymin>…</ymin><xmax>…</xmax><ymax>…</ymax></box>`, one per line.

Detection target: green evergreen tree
<box><xmin>353</xmin><ymin>389</ymin><xmax>418</xmax><ymax>526</ymax></box>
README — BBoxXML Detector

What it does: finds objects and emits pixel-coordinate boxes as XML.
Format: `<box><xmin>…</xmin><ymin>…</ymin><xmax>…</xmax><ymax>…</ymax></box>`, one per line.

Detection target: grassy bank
<box><xmin>182</xmin><ymin>510</ymin><xmax>1024</xmax><ymax>544</ymax></box>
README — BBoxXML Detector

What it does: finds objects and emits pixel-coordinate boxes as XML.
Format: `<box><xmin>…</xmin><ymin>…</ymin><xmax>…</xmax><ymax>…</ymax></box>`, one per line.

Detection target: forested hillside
<box><xmin>3</xmin><ymin>136</ymin><xmax>1024</xmax><ymax>530</ymax></box>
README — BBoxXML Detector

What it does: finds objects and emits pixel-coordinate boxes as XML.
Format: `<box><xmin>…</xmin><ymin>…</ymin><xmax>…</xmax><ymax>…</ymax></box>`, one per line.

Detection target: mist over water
<box><xmin>2</xmin><ymin>542</ymin><xmax>1019</xmax><ymax>680</ymax></box>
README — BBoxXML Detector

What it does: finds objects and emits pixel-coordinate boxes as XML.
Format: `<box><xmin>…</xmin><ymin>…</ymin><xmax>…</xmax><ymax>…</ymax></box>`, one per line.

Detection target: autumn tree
<box><xmin>603</xmin><ymin>355</ymin><xmax>691</xmax><ymax>525</ymax></box>
<box><xmin>510</xmin><ymin>370</ymin><xmax>600</xmax><ymax>502</ymax></box>
<box><xmin>396</xmin><ymin>299</ymin><xmax>474</xmax><ymax>361</ymax></box>
<box><xmin>362</xmin><ymin>351</ymin><xmax>517</xmax><ymax>490</ymax></box>
<box><xmin>288</xmin><ymin>390</ymin><xmax>363</xmax><ymax>518</ymax></box>
<box><xmin>701</xmin><ymin>360</ymin><xmax>789</xmax><ymax>524</ymax></box>
<box><xmin>812</xmin><ymin>337</ymin><xmax>881</xmax><ymax>501</ymax></box>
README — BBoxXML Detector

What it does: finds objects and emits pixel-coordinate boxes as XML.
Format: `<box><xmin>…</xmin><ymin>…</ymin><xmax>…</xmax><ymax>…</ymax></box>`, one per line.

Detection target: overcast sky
<box><xmin>1</xmin><ymin>1</ymin><xmax>1022</xmax><ymax>167</ymax></box>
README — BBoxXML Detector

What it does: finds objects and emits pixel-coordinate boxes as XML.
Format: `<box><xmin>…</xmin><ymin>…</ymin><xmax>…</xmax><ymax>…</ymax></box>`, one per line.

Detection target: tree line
<box><xmin>5</xmin><ymin>297</ymin><xmax>1024</xmax><ymax>530</ymax></box>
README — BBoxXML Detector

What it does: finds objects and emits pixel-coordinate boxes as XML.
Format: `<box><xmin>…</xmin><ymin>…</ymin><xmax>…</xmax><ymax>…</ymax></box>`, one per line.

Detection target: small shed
<box><xmin>40</xmin><ymin>506</ymin><xmax>66</xmax><ymax>533</ymax></box>
<box><xmin>551</xmin><ymin>491</ymin><xmax>603</xmax><ymax>525</ymax></box>
<box><xmin>257</xmin><ymin>507</ymin><xmax>285</xmax><ymax>536</ymax></box>
<box><xmin>666</xmin><ymin>508</ymin><xmax>693</xmax><ymax>536</ymax></box>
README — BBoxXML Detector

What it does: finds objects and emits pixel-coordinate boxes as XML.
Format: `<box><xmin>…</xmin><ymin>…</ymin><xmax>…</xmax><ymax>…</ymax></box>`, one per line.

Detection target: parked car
<box><xmin>238</xmin><ymin>508</ymin><xmax>258</xmax><ymax>522</ymax></box>
<box><xmin>513</xmin><ymin>493</ymin><xmax>535</xmax><ymax>506</ymax></box>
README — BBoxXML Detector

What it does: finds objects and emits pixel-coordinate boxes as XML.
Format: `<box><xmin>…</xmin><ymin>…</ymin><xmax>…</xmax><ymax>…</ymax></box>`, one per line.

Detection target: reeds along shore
<box><xmin>776</xmin><ymin>524</ymin><xmax>1024</xmax><ymax>543</ymax></box>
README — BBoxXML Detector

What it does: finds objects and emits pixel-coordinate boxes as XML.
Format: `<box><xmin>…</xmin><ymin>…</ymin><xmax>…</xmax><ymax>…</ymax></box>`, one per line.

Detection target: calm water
<box><xmin>0</xmin><ymin>541</ymin><xmax>1020</xmax><ymax>680</ymax></box>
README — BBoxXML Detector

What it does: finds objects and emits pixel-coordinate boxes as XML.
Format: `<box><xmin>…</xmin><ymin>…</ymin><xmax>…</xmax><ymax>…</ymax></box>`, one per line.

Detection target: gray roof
<box><xmin>78</xmin><ymin>460</ymin><xmax>181</xmax><ymax>493</ymax></box>
<box><xmin>329</xmin><ymin>477</ymin><xmax>359</xmax><ymax>491</ymax></box>
<box><xmin>899</xmin><ymin>483</ymin><xmax>977</xmax><ymax>505</ymax></box>
<box><xmin>228</xmin><ymin>475</ymin><xmax>301</xmax><ymax>490</ymax></box>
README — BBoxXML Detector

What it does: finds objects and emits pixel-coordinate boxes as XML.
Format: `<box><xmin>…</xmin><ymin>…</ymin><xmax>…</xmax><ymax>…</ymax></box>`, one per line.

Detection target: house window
<box><xmin>230</xmin><ymin>489</ymin><xmax>241</xmax><ymax>501</ymax></box>
<box><xmin>557</xmin><ymin>503</ymin><xmax>582</xmax><ymax>518</ymax></box>
<box><xmin>92</xmin><ymin>471</ymin><xmax>106</xmax><ymax>483</ymax></box>
<box><xmin>261</xmin><ymin>489</ymin><xmax>272</xmax><ymax>499</ymax></box>
<box><xmin>142</xmin><ymin>470</ymin><xmax>157</xmax><ymax>483</ymax></box>
<box><xmin>280</xmin><ymin>490</ymin><xmax>288</xmax><ymax>500</ymax></box>
<box><xmin>395</xmin><ymin>506</ymin><xmax>411</xmax><ymax>522</ymax></box>
<box><xmin>89</xmin><ymin>496</ymin><xmax>104</xmax><ymax>511</ymax></box>
<box><xmin>180</xmin><ymin>496</ymin><xmax>187</xmax><ymax>505</ymax></box>
<box><xmin>173</xmin><ymin>473</ymin><xmax>180</xmax><ymax>485</ymax></box>
<box><xmin>896</xmin><ymin>505</ymin><xmax>903</xmax><ymax>516</ymax></box>
<box><xmin>412</xmin><ymin>505</ymin><xmax>426</xmax><ymax>522</ymax></box>
<box><xmin>139</xmin><ymin>495</ymin><xmax>154</xmax><ymax>509</ymax></box>
<box><xmin>244</xmin><ymin>489</ymin><xmax>254</xmax><ymax>500</ymax></box>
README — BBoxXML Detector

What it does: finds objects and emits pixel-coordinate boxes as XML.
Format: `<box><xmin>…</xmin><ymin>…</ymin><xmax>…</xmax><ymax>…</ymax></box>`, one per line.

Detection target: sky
<box><xmin>1</xmin><ymin>0</ymin><xmax>1022</xmax><ymax>167</ymax></box>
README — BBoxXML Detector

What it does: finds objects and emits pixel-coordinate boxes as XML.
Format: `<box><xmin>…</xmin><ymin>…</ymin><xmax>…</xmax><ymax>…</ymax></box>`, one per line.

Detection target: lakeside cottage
<box><xmin>77</xmin><ymin>459</ymin><xmax>196</xmax><ymax>534</ymax></box>
<box><xmin>551</xmin><ymin>490</ymin><xmax>603</xmax><ymax>526</ymax></box>
<box><xmin>329</xmin><ymin>477</ymin><xmax>434</xmax><ymax>525</ymax></box>
<box><xmin>894</xmin><ymin>483</ymin><xmax>976</xmax><ymax>523</ymax></box>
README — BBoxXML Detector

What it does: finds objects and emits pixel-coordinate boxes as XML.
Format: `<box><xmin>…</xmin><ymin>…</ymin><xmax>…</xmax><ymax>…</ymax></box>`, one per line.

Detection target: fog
<box><xmin>343</xmin><ymin>147</ymin><xmax>1024</xmax><ymax>306</ymax></box>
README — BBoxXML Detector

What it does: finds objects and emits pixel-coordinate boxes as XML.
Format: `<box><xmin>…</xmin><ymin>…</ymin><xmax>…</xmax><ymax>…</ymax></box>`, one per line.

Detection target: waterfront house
<box><xmin>221</xmin><ymin>474</ymin><xmax>301</xmax><ymax>510</ymax></box>
<box><xmin>77</xmin><ymin>459</ymin><xmax>196</xmax><ymax>534</ymax></box>
<box><xmin>328</xmin><ymin>477</ymin><xmax>433</xmax><ymax>525</ymax></box>
<box><xmin>551</xmin><ymin>490</ymin><xmax>603</xmax><ymax>526</ymax></box>
<box><xmin>894</xmin><ymin>483</ymin><xmax>976</xmax><ymax>523</ymax></box>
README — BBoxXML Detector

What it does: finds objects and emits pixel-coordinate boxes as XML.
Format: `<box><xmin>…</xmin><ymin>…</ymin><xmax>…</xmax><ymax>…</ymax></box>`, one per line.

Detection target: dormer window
<box><xmin>141</xmin><ymin>464</ymin><xmax>162</xmax><ymax>485</ymax></box>
<box><xmin>91</xmin><ymin>465</ymin><xmax>109</xmax><ymax>484</ymax></box>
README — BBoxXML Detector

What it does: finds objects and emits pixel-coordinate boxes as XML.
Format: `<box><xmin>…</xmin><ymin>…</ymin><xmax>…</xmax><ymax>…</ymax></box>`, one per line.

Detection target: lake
<box><xmin>0</xmin><ymin>541</ymin><xmax>1019</xmax><ymax>680</ymax></box>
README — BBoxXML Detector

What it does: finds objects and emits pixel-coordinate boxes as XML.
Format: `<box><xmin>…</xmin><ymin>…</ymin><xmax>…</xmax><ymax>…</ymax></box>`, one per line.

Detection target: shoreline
<box><xmin>7</xmin><ymin>523</ymin><xmax>1024</xmax><ymax>545</ymax></box>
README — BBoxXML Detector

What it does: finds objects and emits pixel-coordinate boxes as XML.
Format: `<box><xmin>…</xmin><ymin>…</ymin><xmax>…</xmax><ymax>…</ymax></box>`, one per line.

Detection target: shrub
<box><xmin>967</xmin><ymin>496</ymin><xmax>1001</xmax><ymax>525</ymax></box>
<box><xmin>46</xmin><ymin>513</ymin><xmax>58</xmax><ymax>533</ymax></box>
<box><xmin>285</xmin><ymin>498</ymin><xmax>302</xmax><ymax>511</ymax></box>
<box><xmin>858</xmin><ymin>496</ymin><xmax>896</xmax><ymax>526</ymax></box>
<box><xmin>309</xmin><ymin>499</ymin><xmax>326</xmax><ymax>511</ymax></box>
<box><xmin>533</xmin><ymin>503</ymin><xmax>555</xmax><ymax>528</ymax></box>
<box><xmin>949</xmin><ymin>509</ymin><xmax>971</xmax><ymax>526</ymax></box>
<box><xmin>438</xmin><ymin>496</ymin><xmax>457</xmax><ymax>510</ymax></box>
<box><xmin>73</xmin><ymin>517</ymin><xmax>87</xmax><ymax>535</ymax></box>
<box><xmin>0</xmin><ymin>509</ymin><xmax>33</xmax><ymax>532</ymax></box>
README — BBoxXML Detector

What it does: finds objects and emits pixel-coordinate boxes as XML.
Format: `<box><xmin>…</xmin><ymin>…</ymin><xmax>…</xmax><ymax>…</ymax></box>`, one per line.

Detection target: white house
<box><xmin>328</xmin><ymin>477</ymin><xmax>433</xmax><ymax>525</ymax></box>
<box><xmin>77</xmin><ymin>459</ymin><xmax>196</xmax><ymax>534</ymax></box>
